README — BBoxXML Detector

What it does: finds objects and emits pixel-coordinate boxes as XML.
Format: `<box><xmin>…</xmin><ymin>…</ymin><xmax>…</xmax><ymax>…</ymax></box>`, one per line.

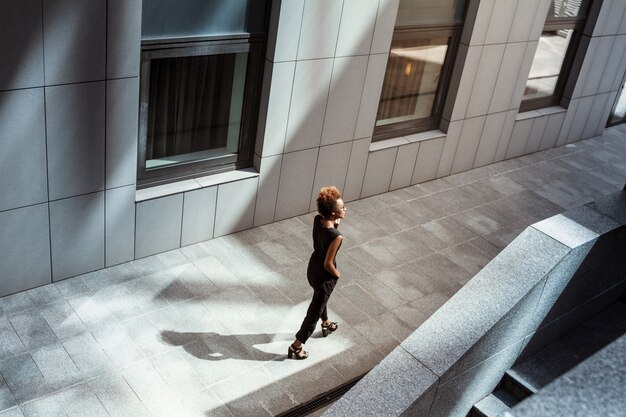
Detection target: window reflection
<box><xmin>523</xmin><ymin>30</ymin><xmax>573</xmax><ymax>101</ymax></box>
<box><xmin>376</xmin><ymin>37</ymin><xmax>450</xmax><ymax>126</ymax></box>
<box><xmin>547</xmin><ymin>0</ymin><xmax>586</xmax><ymax>18</ymax></box>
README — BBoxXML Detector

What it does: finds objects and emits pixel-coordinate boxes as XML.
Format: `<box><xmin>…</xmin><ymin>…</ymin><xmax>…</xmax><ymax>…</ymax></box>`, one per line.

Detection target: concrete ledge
<box><xmin>324</xmin><ymin>189</ymin><xmax>626</xmax><ymax>417</ymax></box>
<box><xmin>507</xmin><ymin>333</ymin><xmax>626</xmax><ymax>417</ymax></box>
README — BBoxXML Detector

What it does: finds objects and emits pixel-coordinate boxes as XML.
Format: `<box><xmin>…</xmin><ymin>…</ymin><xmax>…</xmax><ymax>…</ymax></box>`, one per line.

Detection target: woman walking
<box><xmin>289</xmin><ymin>186</ymin><xmax>346</xmax><ymax>360</ymax></box>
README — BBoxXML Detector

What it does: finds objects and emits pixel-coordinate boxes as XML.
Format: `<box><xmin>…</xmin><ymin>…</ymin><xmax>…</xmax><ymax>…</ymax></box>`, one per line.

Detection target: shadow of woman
<box><xmin>161</xmin><ymin>330</ymin><xmax>292</xmax><ymax>362</ymax></box>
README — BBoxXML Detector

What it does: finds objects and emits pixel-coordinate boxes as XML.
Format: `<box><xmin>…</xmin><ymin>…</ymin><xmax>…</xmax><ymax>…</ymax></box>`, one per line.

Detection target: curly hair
<box><xmin>316</xmin><ymin>186</ymin><xmax>342</xmax><ymax>218</ymax></box>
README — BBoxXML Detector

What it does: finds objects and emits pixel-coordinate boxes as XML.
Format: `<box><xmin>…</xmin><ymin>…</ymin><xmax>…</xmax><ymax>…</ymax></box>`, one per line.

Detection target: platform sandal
<box><xmin>288</xmin><ymin>343</ymin><xmax>309</xmax><ymax>360</ymax></box>
<box><xmin>321</xmin><ymin>321</ymin><xmax>338</xmax><ymax>337</ymax></box>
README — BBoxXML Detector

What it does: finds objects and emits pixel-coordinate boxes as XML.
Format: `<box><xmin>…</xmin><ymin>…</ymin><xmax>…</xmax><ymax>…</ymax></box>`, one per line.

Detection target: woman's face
<box><xmin>333</xmin><ymin>198</ymin><xmax>346</xmax><ymax>219</ymax></box>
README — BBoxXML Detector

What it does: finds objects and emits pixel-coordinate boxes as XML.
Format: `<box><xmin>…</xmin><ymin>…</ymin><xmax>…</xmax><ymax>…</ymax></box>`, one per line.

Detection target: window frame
<box><xmin>373</xmin><ymin>23</ymin><xmax>463</xmax><ymax>142</ymax></box>
<box><xmin>137</xmin><ymin>34</ymin><xmax>264</xmax><ymax>189</ymax></box>
<box><xmin>520</xmin><ymin>1</ymin><xmax>592</xmax><ymax>112</ymax></box>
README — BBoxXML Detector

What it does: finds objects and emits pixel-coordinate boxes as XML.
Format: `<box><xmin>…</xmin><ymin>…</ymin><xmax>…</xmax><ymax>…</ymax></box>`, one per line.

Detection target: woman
<box><xmin>289</xmin><ymin>186</ymin><xmax>346</xmax><ymax>360</ymax></box>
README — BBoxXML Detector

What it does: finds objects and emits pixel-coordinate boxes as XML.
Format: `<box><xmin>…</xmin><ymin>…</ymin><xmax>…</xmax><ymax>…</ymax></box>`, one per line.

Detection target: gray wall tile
<box><xmin>466</xmin><ymin>0</ymin><xmax>495</xmax><ymax>46</ymax></box>
<box><xmin>505</xmin><ymin>118</ymin><xmax>533</xmax><ymax>159</ymax></box>
<box><xmin>106</xmin><ymin>77</ymin><xmax>139</xmax><ymax>189</ymax></box>
<box><xmin>539</xmin><ymin>112</ymin><xmax>566</xmax><ymax>151</ymax></box>
<box><xmin>361</xmin><ymin>147</ymin><xmax>397</xmax><ymax>198</ymax></box>
<box><xmin>135</xmin><ymin>194</ymin><xmax>183</xmax><ymax>258</ymax></box>
<box><xmin>466</xmin><ymin>44</ymin><xmax>506</xmax><ymax>118</ymax></box>
<box><xmin>0</xmin><ymin>204</ymin><xmax>51</xmax><ymax>297</ymax></box>
<box><xmin>582</xmin><ymin>36</ymin><xmax>614</xmax><ymax>97</ymax></box>
<box><xmin>46</xmin><ymin>82</ymin><xmax>105</xmax><ymax>200</ymax></box>
<box><xmin>451</xmin><ymin>116</ymin><xmax>486</xmax><ymax>174</ymax></box>
<box><xmin>266</xmin><ymin>0</ymin><xmax>305</xmax><ymax>62</ymax></box>
<box><xmin>0</xmin><ymin>88</ymin><xmax>47</xmax><ymax>212</ymax></box>
<box><xmin>572</xmin><ymin>36</ymin><xmax>598</xmax><ymax>99</ymax></box>
<box><xmin>599</xmin><ymin>35</ymin><xmax>626</xmax><ymax>93</ymax></box>
<box><xmin>105</xmin><ymin>186</ymin><xmax>135</xmax><ymax>267</ymax></box>
<box><xmin>489</xmin><ymin>42</ymin><xmax>527</xmax><ymax>113</ymax></box>
<box><xmin>556</xmin><ymin>100</ymin><xmax>579</xmax><ymax>147</ymax></box>
<box><xmin>582</xmin><ymin>93</ymin><xmax>610</xmax><ymax>139</ymax></box>
<box><xmin>322</xmin><ymin>56</ymin><xmax>368</xmax><ymax>146</ymax></box>
<box><xmin>390</xmin><ymin>142</ymin><xmax>419</xmax><ymax>190</ymax></box>
<box><xmin>524</xmin><ymin>116</ymin><xmax>548</xmax><ymax>154</ymax></box>
<box><xmin>596</xmin><ymin>90</ymin><xmax>617</xmax><ymax>136</ymax></box>
<box><xmin>181</xmin><ymin>187</ymin><xmax>217</xmax><ymax>245</ymax></box>
<box><xmin>297</xmin><ymin>0</ymin><xmax>343</xmax><ymax>60</ymax></box>
<box><xmin>530</xmin><ymin>0</ymin><xmax>553</xmax><ymax>41</ymax></box>
<box><xmin>50</xmin><ymin>193</ymin><xmax>105</xmax><ymax>280</ymax></box>
<box><xmin>508</xmin><ymin>0</ymin><xmax>542</xmax><ymax>42</ymax></box>
<box><xmin>437</xmin><ymin>120</ymin><xmax>463</xmax><ymax>177</ymax></box>
<box><xmin>448</xmin><ymin>45</ymin><xmax>482</xmax><ymax>121</ymax></box>
<box><xmin>474</xmin><ymin>111</ymin><xmax>508</xmax><ymax>167</ymax></box>
<box><xmin>567</xmin><ymin>95</ymin><xmax>594</xmax><ymax>143</ymax></box>
<box><xmin>509</xmin><ymin>41</ymin><xmax>539</xmax><ymax>110</ymax></box>
<box><xmin>275</xmin><ymin>148</ymin><xmax>318</xmax><ymax>220</ymax></box>
<box><xmin>310</xmin><ymin>142</ymin><xmax>352</xmax><ymax>211</ymax></box>
<box><xmin>343</xmin><ymin>138</ymin><xmax>371</xmax><ymax>201</ymax></box>
<box><xmin>605</xmin><ymin>0</ymin><xmax>626</xmax><ymax>35</ymax></box>
<box><xmin>336</xmin><ymin>0</ymin><xmax>378</xmax><ymax>57</ymax></box>
<box><xmin>484</xmin><ymin>0</ymin><xmax>518</xmax><ymax>44</ymax></box>
<box><xmin>0</xmin><ymin>0</ymin><xmax>44</xmax><ymax>90</ymax></box>
<box><xmin>355</xmin><ymin>53</ymin><xmax>388</xmax><ymax>140</ymax></box>
<box><xmin>214</xmin><ymin>177</ymin><xmax>258</xmax><ymax>237</ymax></box>
<box><xmin>258</xmin><ymin>61</ymin><xmax>295</xmax><ymax>157</ymax></box>
<box><xmin>43</xmin><ymin>0</ymin><xmax>106</xmax><ymax>84</ymax></box>
<box><xmin>107</xmin><ymin>0</ymin><xmax>141</xmax><ymax>79</ymax></box>
<box><xmin>494</xmin><ymin>110</ymin><xmax>518</xmax><ymax>162</ymax></box>
<box><xmin>284</xmin><ymin>59</ymin><xmax>333</xmax><ymax>152</ymax></box>
<box><xmin>254</xmin><ymin>155</ymin><xmax>282</xmax><ymax>226</ymax></box>
<box><xmin>370</xmin><ymin>0</ymin><xmax>399</xmax><ymax>54</ymax></box>
<box><xmin>412</xmin><ymin>137</ymin><xmax>445</xmax><ymax>184</ymax></box>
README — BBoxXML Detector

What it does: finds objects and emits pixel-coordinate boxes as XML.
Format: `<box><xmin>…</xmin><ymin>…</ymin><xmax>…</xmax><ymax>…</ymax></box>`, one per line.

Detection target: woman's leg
<box><xmin>295</xmin><ymin>280</ymin><xmax>335</xmax><ymax>343</ymax></box>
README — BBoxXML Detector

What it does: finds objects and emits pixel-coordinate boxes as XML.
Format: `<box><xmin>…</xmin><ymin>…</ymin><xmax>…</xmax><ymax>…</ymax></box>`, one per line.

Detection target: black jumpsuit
<box><xmin>295</xmin><ymin>214</ymin><xmax>342</xmax><ymax>343</ymax></box>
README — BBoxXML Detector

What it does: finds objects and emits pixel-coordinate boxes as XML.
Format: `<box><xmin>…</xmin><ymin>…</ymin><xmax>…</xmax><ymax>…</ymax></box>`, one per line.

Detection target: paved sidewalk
<box><xmin>1</xmin><ymin>125</ymin><xmax>625</xmax><ymax>417</ymax></box>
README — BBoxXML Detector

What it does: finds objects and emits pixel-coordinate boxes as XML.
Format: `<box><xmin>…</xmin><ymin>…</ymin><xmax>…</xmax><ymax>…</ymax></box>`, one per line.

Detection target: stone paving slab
<box><xmin>0</xmin><ymin>126</ymin><xmax>625</xmax><ymax>416</ymax></box>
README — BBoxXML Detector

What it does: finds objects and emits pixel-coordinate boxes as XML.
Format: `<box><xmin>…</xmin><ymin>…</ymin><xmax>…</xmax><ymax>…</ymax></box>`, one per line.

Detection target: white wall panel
<box><xmin>509</xmin><ymin>41</ymin><xmax>538</xmax><ymax>110</ymax></box>
<box><xmin>259</xmin><ymin>61</ymin><xmax>295</xmax><ymax>157</ymax></box>
<box><xmin>556</xmin><ymin>100</ymin><xmax>579</xmax><ymax>147</ymax></box>
<box><xmin>508</xmin><ymin>0</ymin><xmax>541</xmax><ymax>42</ymax></box>
<box><xmin>466</xmin><ymin>0</ymin><xmax>495</xmax><ymax>46</ymax></box>
<box><xmin>474</xmin><ymin>111</ymin><xmax>507</xmax><ymax>167</ymax></box>
<box><xmin>494</xmin><ymin>110</ymin><xmax>518</xmax><ymax>162</ymax></box>
<box><xmin>297</xmin><ymin>0</ymin><xmax>343</xmax><ymax>60</ymax></box>
<box><xmin>107</xmin><ymin>0</ymin><xmax>141</xmax><ymax>78</ymax></box>
<box><xmin>451</xmin><ymin>116</ymin><xmax>486</xmax><ymax>174</ymax></box>
<box><xmin>371</xmin><ymin>0</ymin><xmax>399</xmax><ymax>54</ymax></box>
<box><xmin>355</xmin><ymin>53</ymin><xmax>388</xmax><ymax>139</ymax></box>
<box><xmin>135</xmin><ymin>194</ymin><xmax>183</xmax><ymax>259</ymax></box>
<box><xmin>343</xmin><ymin>138</ymin><xmax>371</xmax><ymax>202</ymax></box>
<box><xmin>484</xmin><ymin>0</ymin><xmax>517</xmax><ymax>45</ymax></box>
<box><xmin>266</xmin><ymin>0</ymin><xmax>305</xmax><ymax>62</ymax></box>
<box><xmin>361</xmin><ymin>148</ymin><xmax>397</xmax><ymax>197</ymax></box>
<box><xmin>489</xmin><ymin>42</ymin><xmax>527</xmax><ymax>113</ymax></box>
<box><xmin>437</xmin><ymin>121</ymin><xmax>463</xmax><ymax>177</ymax></box>
<box><xmin>412</xmin><ymin>137</ymin><xmax>445</xmax><ymax>184</ymax></box>
<box><xmin>390</xmin><ymin>142</ymin><xmax>419</xmax><ymax>190</ymax></box>
<box><xmin>582</xmin><ymin>93</ymin><xmax>610</xmax><ymax>139</ymax></box>
<box><xmin>582</xmin><ymin>36</ymin><xmax>614</xmax><ymax>97</ymax></box>
<box><xmin>505</xmin><ymin>118</ymin><xmax>533</xmax><ymax>159</ymax></box>
<box><xmin>336</xmin><ymin>0</ymin><xmax>378</xmax><ymax>57</ymax></box>
<box><xmin>106</xmin><ymin>77</ymin><xmax>138</xmax><ymax>189</ymax></box>
<box><xmin>322</xmin><ymin>56</ymin><xmax>368</xmax><ymax>145</ymax></box>
<box><xmin>538</xmin><ymin>112</ymin><xmax>566</xmax><ymax>151</ymax></box>
<box><xmin>105</xmin><ymin>185</ymin><xmax>135</xmax><ymax>267</ymax></box>
<box><xmin>567</xmin><ymin>95</ymin><xmax>594</xmax><ymax>143</ymax></box>
<box><xmin>182</xmin><ymin>186</ymin><xmax>217</xmax><ymax>245</ymax></box>
<box><xmin>466</xmin><ymin>44</ymin><xmax>506</xmax><ymax>118</ymax></box>
<box><xmin>309</xmin><ymin>142</ymin><xmax>352</xmax><ymax>211</ymax></box>
<box><xmin>275</xmin><ymin>148</ymin><xmax>318</xmax><ymax>220</ymax></box>
<box><xmin>524</xmin><ymin>116</ymin><xmax>548</xmax><ymax>155</ymax></box>
<box><xmin>599</xmin><ymin>35</ymin><xmax>626</xmax><ymax>93</ymax></box>
<box><xmin>214</xmin><ymin>177</ymin><xmax>258</xmax><ymax>238</ymax></box>
<box><xmin>254</xmin><ymin>155</ymin><xmax>282</xmax><ymax>227</ymax></box>
<box><xmin>285</xmin><ymin>59</ymin><xmax>333</xmax><ymax>153</ymax></box>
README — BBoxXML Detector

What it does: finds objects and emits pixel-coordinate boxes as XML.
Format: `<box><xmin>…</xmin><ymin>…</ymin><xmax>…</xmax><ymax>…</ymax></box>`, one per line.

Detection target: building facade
<box><xmin>1</xmin><ymin>0</ymin><xmax>626</xmax><ymax>297</ymax></box>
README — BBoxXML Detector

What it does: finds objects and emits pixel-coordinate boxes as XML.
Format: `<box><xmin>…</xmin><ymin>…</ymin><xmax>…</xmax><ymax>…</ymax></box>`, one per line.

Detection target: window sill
<box><xmin>369</xmin><ymin>130</ymin><xmax>446</xmax><ymax>152</ymax></box>
<box><xmin>135</xmin><ymin>168</ymin><xmax>259</xmax><ymax>202</ymax></box>
<box><xmin>516</xmin><ymin>106</ymin><xmax>566</xmax><ymax>121</ymax></box>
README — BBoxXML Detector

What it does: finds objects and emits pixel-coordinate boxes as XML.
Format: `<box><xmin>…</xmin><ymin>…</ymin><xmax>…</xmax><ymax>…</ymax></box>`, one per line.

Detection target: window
<box><xmin>137</xmin><ymin>0</ymin><xmax>268</xmax><ymax>188</ymax></box>
<box><xmin>520</xmin><ymin>0</ymin><xmax>592</xmax><ymax>111</ymax></box>
<box><xmin>373</xmin><ymin>0</ymin><xmax>467</xmax><ymax>142</ymax></box>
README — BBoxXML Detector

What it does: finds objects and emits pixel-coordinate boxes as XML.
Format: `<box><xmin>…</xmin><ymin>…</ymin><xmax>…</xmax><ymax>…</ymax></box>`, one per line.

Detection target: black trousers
<box><xmin>295</xmin><ymin>277</ymin><xmax>337</xmax><ymax>343</ymax></box>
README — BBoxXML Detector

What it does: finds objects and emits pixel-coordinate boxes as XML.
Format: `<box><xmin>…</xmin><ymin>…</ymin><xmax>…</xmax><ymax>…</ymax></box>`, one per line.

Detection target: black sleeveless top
<box><xmin>308</xmin><ymin>214</ymin><xmax>342</xmax><ymax>283</ymax></box>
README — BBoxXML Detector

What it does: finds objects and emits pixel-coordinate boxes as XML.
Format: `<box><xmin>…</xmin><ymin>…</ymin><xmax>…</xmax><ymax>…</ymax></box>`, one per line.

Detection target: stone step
<box><xmin>469</xmin><ymin>391</ymin><xmax>511</xmax><ymax>417</ymax></box>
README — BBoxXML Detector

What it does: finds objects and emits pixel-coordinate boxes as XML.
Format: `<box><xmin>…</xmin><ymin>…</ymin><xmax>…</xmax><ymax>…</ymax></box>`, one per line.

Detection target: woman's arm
<box><xmin>324</xmin><ymin>235</ymin><xmax>343</xmax><ymax>278</ymax></box>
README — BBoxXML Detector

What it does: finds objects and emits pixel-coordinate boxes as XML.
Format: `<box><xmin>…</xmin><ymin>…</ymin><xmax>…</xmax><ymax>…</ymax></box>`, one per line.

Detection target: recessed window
<box><xmin>520</xmin><ymin>0</ymin><xmax>592</xmax><ymax>111</ymax></box>
<box><xmin>373</xmin><ymin>0</ymin><xmax>467</xmax><ymax>142</ymax></box>
<box><xmin>137</xmin><ymin>0</ymin><xmax>268</xmax><ymax>188</ymax></box>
